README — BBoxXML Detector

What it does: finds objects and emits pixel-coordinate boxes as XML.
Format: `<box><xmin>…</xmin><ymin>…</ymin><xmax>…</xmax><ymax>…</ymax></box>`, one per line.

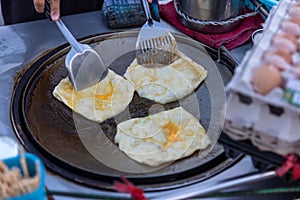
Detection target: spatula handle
<box><xmin>44</xmin><ymin>0</ymin><xmax>83</xmax><ymax>53</ymax></box>
<box><xmin>44</xmin><ymin>0</ymin><xmax>52</xmax><ymax>21</ymax></box>
<box><xmin>141</xmin><ymin>0</ymin><xmax>153</xmax><ymax>25</ymax></box>
<box><xmin>55</xmin><ymin>20</ymin><xmax>84</xmax><ymax>53</ymax></box>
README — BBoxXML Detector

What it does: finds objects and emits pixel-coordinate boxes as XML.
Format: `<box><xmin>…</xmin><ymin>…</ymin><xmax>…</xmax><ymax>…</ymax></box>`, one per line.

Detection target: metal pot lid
<box><xmin>10</xmin><ymin>30</ymin><xmax>241</xmax><ymax>191</ymax></box>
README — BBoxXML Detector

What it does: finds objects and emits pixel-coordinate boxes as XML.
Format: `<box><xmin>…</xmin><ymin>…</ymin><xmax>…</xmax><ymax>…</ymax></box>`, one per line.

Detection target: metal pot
<box><xmin>178</xmin><ymin>0</ymin><xmax>245</xmax><ymax>21</ymax></box>
<box><xmin>175</xmin><ymin>0</ymin><xmax>246</xmax><ymax>34</ymax></box>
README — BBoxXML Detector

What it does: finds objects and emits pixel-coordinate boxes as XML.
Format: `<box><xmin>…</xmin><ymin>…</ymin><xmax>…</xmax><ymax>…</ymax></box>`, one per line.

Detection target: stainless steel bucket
<box><xmin>178</xmin><ymin>0</ymin><xmax>245</xmax><ymax>21</ymax></box>
<box><xmin>175</xmin><ymin>0</ymin><xmax>246</xmax><ymax>34</ymax></box>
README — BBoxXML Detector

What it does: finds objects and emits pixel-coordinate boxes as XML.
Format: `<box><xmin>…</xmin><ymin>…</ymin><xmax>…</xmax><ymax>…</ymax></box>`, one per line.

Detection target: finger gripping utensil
<box><xmin>136</xmin><ymin>0</ymin><xmax>178</xmax><ymax>66</ymax></box>
<box><xmin>45</xmin><ymin>0</ymin><xmax>107</xmax><ymax>90</ymax></box>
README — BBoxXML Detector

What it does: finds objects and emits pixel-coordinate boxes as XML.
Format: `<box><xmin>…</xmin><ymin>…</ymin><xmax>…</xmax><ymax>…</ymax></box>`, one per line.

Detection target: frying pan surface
<box><xmin>11</xmin><ymin>31</ymin><xmax>239</xmax><ymax>190</ymax></box>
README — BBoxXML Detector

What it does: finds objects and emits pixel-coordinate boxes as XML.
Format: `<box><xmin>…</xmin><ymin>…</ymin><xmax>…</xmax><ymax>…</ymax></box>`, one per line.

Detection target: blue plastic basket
<box><xmin>2</xmin><ymin>153</ymin><xmax>46</xmax><ymax>200</ymax></box>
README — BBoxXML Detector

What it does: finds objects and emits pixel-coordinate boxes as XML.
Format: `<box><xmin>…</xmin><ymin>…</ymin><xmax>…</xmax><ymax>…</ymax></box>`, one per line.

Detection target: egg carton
<box><xmin>224</xmin><ymin>0</ymin><xmax>300</xmax><ymax>157</ymax></box>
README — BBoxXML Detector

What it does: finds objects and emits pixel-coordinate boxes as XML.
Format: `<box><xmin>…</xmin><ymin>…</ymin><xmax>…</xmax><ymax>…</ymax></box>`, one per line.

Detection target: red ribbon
<box><xmin>276</xmin><ymin>154</ymin><xmax>300</xmax><ymax>180</ymax></box>
<box><xmin>113</xmin><ymin>176</ymin><xmax>147</xmax><ymax>200</ymax></box>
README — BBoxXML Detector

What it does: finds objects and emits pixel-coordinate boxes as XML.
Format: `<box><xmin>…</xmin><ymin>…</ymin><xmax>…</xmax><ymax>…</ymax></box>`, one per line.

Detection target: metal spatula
<box><xmin>45</xmin><ymin>1</ymin><xmax>107</xmax><ymax>90</ymax></box>
<box><xmin>136</xmin><ymin>0</ymin><xmax>178</xmax><ymax>65</ymax></box>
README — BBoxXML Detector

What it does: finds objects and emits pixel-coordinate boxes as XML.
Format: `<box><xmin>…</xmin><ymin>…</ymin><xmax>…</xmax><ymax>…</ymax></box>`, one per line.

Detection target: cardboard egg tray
<box><xmin>224</xmin><ymin>0</ymin><xmax>300</xmax><ymax>157</ymax></box>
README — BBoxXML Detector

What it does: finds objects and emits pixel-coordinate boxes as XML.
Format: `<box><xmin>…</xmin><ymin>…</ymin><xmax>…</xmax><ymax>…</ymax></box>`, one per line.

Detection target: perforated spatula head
<box><xmin>136</xmin><ymin>31</ymin><xmax>178</xmax><ymax>65</ymax></box>
<box><xmin>136</xmin><ymin>0</ymin><xmax>178</xmax><ymax>66</ymax></box>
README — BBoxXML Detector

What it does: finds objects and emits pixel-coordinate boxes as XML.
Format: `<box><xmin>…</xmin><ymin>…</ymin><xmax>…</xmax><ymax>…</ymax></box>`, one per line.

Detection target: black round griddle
<box><xmin>10</xmin><ymin>31</ymin><xmax>242</xmax><ymax>191</ymax></box>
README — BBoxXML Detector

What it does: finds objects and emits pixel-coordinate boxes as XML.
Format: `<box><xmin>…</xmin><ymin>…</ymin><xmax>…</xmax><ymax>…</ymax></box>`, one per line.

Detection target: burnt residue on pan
<box><xmin>10</xmin><ymin>32</ymin><xmax>241</xmax><ymax>190</ymax></box>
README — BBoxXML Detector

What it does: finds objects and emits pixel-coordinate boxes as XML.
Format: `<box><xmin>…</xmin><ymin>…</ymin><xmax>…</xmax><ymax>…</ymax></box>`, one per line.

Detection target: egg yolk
<box><xmin>64</xmin><ymin>81</ymin><xmax>83</xmax><ymax>107</ymax></box>
<box><xmin>95</xmin><ymin>81</ymin><xmax>114</xmax><ymax>110</ymax></box>
<box><xmin>64</xmin><ymin>80</ymin><xmax>74</xmax><ymax>92</ymax></box>
<box><xmin>163</xmin><ymin>121</ymin><xmax>180</xmax><ymax>146</ymax></box>
<box><xmin>64</xmin><ymin>79</ymin><xmax>115</xmax><ymax>110</ymax></box>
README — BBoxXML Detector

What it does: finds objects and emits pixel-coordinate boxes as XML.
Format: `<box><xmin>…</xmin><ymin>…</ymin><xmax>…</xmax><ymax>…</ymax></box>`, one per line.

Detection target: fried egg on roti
<box><xmin>124</xmin><ymin>51</ymin><xmax>208</xmax><ymax>104</ymax></box>
<box><xmin>53</xmin><ymin>69</ymin><xmax>134</xmax><ymax>122</ymax></box>
<box><xmin>115</xmin><ymin>107</ymin><xmax>211</xmax><ymax>166</ymax></box>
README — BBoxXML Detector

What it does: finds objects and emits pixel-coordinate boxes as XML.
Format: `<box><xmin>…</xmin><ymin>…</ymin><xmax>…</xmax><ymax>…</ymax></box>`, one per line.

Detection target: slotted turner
<box><xmin>136</xmin><ymin>0</ymin><xmax>178</xmax><ymax>65</ymax></box>
<box><xmin>45</xmin><ymin>0</ymin><xmax>107</xmax><ymax>90</ymax></box>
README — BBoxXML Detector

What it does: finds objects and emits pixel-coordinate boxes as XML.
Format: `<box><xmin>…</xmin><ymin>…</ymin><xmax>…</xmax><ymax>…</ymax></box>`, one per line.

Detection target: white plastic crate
<box><xmin>224</xmin><ymin>0</ymin><xmax>300</xmax><ymax>156</ymax></box>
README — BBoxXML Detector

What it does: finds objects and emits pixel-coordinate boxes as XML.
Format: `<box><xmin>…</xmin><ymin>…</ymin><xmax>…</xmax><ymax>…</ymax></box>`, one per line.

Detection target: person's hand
<box><xmin>33</xmin><ymin>0</ymin><xmax>153</xmax><ymax>22</ymax></box>
<box><xmin>33</xmin><ymin>0</ymin><xmax>60</xmax><ymax>21</ymax></box>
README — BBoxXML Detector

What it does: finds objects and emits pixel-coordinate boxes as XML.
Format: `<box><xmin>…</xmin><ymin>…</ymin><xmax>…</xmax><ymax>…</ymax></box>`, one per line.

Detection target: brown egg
<box><xmin>289</xmin><ymin>6</ymin><xmax>300</xmax><ymax>19</ymax></box>
<box><xmin>263</xmin><ymin>48</ymin><xmax>293</xmax><ymax>71</ymax></box>
<box><xmin>251</xmin><ymin>64</ymin><xmax>282</xmax><ymax>95</ymax></box>
<box><xmin>272</xmin><ymin>32</ymin><xmax>298</xmax><ymax>53</ymax></box>
<box><xmin>282</xmin><ymin>32</ymin><xmax>298</xmax><ymax>42</ymax></box>
<box><xmin>265</xmin><ymin>48</ymin><xmax>293</xmax><ymax>64</ymax></box>
<box><xmin>292</xmin><ymin>1</ymin><xmax>300</xmax><ymax>7</ymax></box>
<box><xmin>274</xmin><ymin>48</ymin><xmax>293</xmax><ymax>64</ymax></box>
<box><xmin>281</xmin><ymin>18</ymin><xmax>300</xmax><ymax>36</ymax></box>
<box><xmin>290</xmin><ymin>17</ymin><xmax>300</xmax><ymax>25</ymax></box>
